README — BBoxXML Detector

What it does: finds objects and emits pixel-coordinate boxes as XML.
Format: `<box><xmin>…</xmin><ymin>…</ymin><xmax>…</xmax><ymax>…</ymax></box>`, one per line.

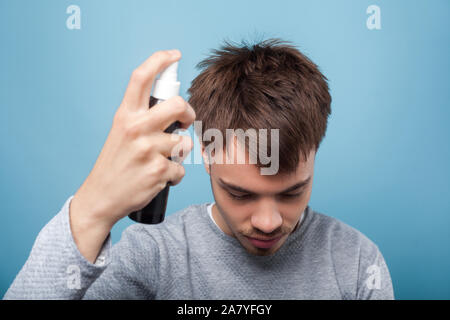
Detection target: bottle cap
<box><xmin>153</xmin><ymin>61</ymin><xmax>181</xmax><ymax>100</ymax></box>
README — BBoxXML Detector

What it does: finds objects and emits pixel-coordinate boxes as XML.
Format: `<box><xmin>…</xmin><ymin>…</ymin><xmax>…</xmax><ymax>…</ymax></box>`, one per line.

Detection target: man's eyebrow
<box><xmin>218</xmin><ymin>176</ymin><xmax>311</xmax><ymax>195</ymax></box>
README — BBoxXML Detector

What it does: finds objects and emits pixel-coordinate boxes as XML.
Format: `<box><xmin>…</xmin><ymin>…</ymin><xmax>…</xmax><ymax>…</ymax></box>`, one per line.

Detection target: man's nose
<box><xmin>250</xmin><ymin>198</ymin><xmax>283</xmax><ymax>234</ymax></box>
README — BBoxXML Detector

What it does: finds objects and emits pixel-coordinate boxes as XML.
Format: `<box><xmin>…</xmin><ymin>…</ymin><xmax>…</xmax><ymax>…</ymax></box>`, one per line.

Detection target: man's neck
<box><xmin>211</xmin><ymin>203</ymin><xmax>234</xmax><ymax>237</ymax></box>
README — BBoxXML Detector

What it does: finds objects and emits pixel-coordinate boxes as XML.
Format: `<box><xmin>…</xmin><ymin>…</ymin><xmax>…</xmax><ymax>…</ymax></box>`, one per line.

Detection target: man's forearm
<box><xmin>3</xmin><ymin>196</ymin><xmax>111</xmax><ymax>299</ymax></box>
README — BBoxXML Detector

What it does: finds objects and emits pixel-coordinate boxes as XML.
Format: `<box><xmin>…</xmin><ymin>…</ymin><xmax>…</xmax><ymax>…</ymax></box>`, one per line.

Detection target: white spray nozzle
<box><xmin>160</xmin><ymin>61</ymin><xmax>178</xmax><ymax>81</ymax></box>
<box><xmin>153</xmin><ymin>61</ymin><xmax>180</xmax><ymax>100</ymax></box>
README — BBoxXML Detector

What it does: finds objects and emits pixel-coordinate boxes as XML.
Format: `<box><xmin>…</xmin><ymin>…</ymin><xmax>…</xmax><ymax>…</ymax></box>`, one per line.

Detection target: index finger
<box><xmin>123</xmin><ymin>49</ymin><xmax>182</xmax><ymax>110</ymax></box>
<box><xmin>142</xmin><ymin>96</ymin><xmax>196</xmax><ymax>133</ymax></box>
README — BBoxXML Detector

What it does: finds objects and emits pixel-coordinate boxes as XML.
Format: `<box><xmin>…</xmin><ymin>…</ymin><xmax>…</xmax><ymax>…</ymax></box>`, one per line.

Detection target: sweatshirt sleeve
<box><xmin>3</xmin><ymin>195</ymin><xmax>112</xmax><ymax>300</ymax></box>
<box><xmin>356</xmin><ymin>241</ymin><xmax>395</xmax><ymax>300</ymax></box>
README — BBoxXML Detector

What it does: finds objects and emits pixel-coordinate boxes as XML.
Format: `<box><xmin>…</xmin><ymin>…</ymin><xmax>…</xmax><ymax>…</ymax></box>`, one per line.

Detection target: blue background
<box><xmin>1</xmin><ymin>0</ymin><xmax>449</xmax><ymax>299</ymax></box>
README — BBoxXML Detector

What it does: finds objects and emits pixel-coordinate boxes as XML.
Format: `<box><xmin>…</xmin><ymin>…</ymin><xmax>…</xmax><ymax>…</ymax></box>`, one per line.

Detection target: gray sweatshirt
<box><xmin>3</xmin><ymin>196</ymin><xmax>394</xmax><ymax>299</ymax></box>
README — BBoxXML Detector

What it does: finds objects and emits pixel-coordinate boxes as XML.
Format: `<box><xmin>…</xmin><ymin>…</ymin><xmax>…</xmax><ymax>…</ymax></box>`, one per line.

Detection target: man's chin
<box><xmin>249</xmin><ymin>247</ymin><xmax>277</xmax><ymax>256</ymax></box>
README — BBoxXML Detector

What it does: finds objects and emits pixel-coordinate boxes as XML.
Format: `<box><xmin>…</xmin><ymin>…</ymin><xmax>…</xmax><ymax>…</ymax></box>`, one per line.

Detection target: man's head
<box><xmin>187</xmin><ymin>38</ymin><xmax>331</xmax><ymax>256</ymax></box>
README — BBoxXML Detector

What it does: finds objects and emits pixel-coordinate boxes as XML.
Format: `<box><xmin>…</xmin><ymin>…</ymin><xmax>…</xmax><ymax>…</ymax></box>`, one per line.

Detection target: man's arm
<box><xmin>3</xmin><ymin>196</ymin><xmax>111</xmax><ymax>299</ymax></box>
<box><xmin>3</xmin><ymin>49</ymin><xmax>195</xmax><ymax>299</ymax></box>
<box><xmin>330</xmin><ymin>221</ymin><xmax>394</xmax><ymax>300</ymax></box>
<box><xmin>4</xmin><ymin>196</ymin><xmax>159</xmax><ymax>299</ymax></box>
<box><xmin>356</xmin><ymin>242</ymin><xmax>394</xmax><ymax>300</ymax></box>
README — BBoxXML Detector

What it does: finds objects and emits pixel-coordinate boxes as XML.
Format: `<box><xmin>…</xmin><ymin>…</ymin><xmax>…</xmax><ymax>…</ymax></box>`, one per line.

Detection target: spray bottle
<box><xmin>128</xmin><ymin>61</ymin><xmax>181</xmax><ymax>224</ymax></box>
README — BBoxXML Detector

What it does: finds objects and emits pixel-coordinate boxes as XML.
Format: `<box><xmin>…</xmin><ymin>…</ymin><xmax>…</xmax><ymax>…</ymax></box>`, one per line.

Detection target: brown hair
<box><xmin>187</xmin><ymin>38</ymin><xmax>332</xmax><ymax>174</ymax></box>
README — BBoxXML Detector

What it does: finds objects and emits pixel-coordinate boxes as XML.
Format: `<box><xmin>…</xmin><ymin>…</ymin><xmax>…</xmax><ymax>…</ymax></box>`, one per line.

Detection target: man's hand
<box><xmin>69</xmin><ymin>49</ymin><xmax>196</xmax><ymax>263</ymax></box>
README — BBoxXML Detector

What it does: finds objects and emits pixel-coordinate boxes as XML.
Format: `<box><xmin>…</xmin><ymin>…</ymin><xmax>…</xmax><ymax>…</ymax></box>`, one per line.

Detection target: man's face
<box><xmin>202</xmin><ymin>141</ymin><xmax>315</xmax><ymax>256</ymax></box>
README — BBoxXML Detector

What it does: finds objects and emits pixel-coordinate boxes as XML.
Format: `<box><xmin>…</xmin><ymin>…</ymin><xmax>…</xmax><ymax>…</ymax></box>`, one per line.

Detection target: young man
<box><xmin>4</xmin><ymin>39</ymin><xmax>394</xmax><ymax>299</ymax></box>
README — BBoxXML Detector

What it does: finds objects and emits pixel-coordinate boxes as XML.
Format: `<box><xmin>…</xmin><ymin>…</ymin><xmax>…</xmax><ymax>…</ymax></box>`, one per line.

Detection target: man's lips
<box><xmin>245</xmin><ymin>235</ymin><xmax>283</xmax><ymax>249</ymax></box>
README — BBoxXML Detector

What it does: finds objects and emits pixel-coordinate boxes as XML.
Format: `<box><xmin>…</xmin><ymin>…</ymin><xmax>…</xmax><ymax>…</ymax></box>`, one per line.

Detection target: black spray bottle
<box><xmin>128</xmin><ymin>61</ymin><xmax>181</xmax><ymax>224</ymax></box>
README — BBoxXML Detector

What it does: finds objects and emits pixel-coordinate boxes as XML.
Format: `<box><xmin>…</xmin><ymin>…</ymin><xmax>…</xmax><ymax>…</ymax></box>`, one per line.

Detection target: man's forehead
<box><xmin>215</xmin><ymin>142</ymin><xmax>315</xmax><ymax>169</ymax></box>
<box><xmin>211</xmin><ymin>148</ymin><xmax>314</xmax><ymax>189</ymax></box>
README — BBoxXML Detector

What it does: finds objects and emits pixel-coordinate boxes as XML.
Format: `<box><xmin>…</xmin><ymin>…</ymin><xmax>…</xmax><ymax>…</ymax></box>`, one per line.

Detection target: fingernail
<box><xmin>169</xmin><ymin>49</ymin><xmax>180</xmax><ymax>57</ymax></box>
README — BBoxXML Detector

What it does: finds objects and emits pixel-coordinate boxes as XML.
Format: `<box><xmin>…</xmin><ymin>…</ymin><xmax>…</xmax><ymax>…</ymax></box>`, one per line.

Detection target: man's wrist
<box><xmin>69</xmin><ymin>193</ymin><xmax>114</xmax><ymax>263</ymax></box>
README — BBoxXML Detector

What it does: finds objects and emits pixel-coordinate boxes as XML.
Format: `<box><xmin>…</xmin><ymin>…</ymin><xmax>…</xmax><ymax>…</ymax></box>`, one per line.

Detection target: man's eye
<box><xmin>279</xmin><ymin>193</ymin><xmax>302</xmax><ymax>200</ymax></box>
<box><xmin>228</xmin><ymin>192</ymin><xmax>302</xmax><ymax>201</ymax></box>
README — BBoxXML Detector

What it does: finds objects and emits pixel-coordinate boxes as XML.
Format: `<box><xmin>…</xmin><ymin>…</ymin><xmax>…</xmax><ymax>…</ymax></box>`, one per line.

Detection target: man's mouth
<box><xmin>245</xmin><ymin>235</ymin><xmax>283</xmax><ymax>249</ymax></box>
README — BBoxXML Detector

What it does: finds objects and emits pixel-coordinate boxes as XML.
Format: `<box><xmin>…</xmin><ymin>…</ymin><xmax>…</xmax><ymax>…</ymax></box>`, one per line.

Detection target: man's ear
<box><xmin>199</xmin><ymin>139</ymin><xmax>211</xmax><ymax>175</ymax></box>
